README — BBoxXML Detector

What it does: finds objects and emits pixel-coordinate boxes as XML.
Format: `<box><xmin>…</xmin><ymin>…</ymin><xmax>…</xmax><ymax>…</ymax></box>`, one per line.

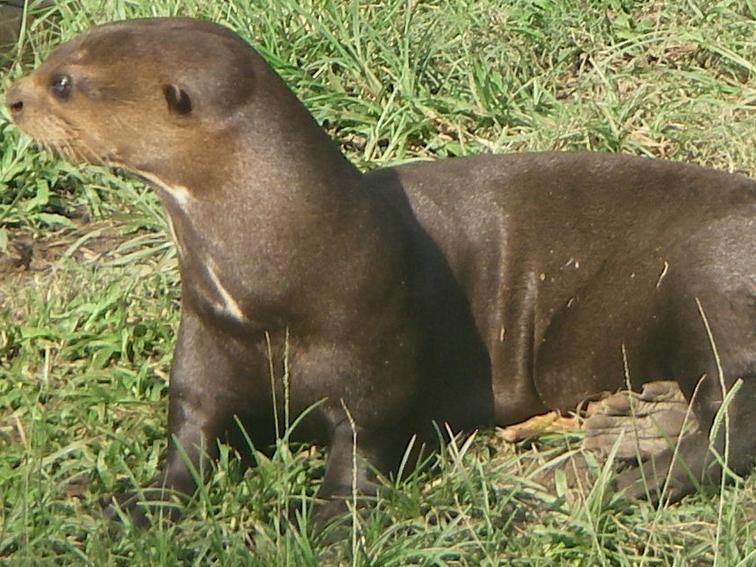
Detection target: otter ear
<box><xmin>162</xmin><ymin>84</ymin><xmax>192</xmax><ymax>115</ymax></box>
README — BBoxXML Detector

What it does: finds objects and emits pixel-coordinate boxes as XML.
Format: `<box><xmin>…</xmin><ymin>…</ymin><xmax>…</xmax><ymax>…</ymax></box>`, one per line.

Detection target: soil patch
<box><xmin>0</xmin><ymin>219</ymin><xmax>138</xmax><ymax>281</ymax></box>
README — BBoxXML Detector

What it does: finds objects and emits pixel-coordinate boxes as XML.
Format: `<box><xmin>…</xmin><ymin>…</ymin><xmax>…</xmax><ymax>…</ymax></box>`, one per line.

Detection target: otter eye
<box><xmin>50</xmin><ymin>74</ymin><xmax>72</xmax><ymax>99</ymax></box>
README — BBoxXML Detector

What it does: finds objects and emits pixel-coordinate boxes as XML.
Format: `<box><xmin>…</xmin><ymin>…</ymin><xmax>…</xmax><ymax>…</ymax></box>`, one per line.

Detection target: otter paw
<box><xmin>99</xmin><ymin>485</ymin><xmax>183</xmax><ymax>527</ymax></box>
<box><xmin>583</xmin><ymin>380</ymin><xmax>699</xmax><ymax>460</ymax></box>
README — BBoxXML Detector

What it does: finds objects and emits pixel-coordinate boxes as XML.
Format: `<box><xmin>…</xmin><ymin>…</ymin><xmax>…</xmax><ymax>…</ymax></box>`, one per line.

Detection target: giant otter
<box><xmin>6</xmin><ymin>17</ymin><xmax>755</xmax><ymax>525</ymax></box>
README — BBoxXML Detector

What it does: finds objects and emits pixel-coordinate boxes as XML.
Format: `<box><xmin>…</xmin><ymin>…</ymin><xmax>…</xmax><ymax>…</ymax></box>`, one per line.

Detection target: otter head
<box><xmin>6</xmin><ymin>17</ymin><xmax>267</xmax><ymax>190</ymax></box>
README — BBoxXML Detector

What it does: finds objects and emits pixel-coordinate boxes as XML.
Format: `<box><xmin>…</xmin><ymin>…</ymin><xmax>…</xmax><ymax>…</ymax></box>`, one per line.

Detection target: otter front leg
<box><xmin>104</xmin><ymin>392</ymin><xmax>223</xmax><ymax>527</ymax></box>
<box><xmin>312</xmin><ymin>420</ymin><xmax>404</xmax><ymax>525</ymax></box>
<box><xmin>103</xmin><ymin>310</ymin><xmax>237</xmax><ymax>526</ymax></box>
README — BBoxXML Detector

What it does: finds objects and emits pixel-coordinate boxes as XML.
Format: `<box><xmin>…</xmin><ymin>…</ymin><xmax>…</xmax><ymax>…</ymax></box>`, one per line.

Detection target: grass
<box><xmin>0</xmin><ymin>0</ymin><xmax>754</xmax><ymax>564</ymax></box>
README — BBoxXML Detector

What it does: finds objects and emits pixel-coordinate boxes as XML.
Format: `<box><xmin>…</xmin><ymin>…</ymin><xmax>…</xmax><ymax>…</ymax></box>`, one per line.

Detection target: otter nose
<box><xmin>6</xmin><ymin>83</ymin><xmax>25</xmax><ymax>116</ymax></box>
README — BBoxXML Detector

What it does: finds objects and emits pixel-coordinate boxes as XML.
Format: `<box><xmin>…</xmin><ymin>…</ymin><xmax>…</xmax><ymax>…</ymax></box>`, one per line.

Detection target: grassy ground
<box><xmin>0</xmin><ymin>0</ymin><xmax>754</xmax><ymax>565</ymax></box>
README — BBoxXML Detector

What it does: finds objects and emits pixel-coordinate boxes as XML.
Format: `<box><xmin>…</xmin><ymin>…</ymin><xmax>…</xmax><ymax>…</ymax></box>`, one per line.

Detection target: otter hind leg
<box><xmin>612</xmin><ymin>221</ymin><xmax>756</xmax><ymax>501</ymax></box>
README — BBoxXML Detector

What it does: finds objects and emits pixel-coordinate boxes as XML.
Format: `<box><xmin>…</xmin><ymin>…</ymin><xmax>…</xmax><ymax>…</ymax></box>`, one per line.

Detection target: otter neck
<box><xmin>235</xmin><ymin>82</ymin><xmax>365</xmax><ymax>203</ymax></box>
<box><xmin>149</xmin><ymin>83</ymin><xmax>364</xmax><ymax>211</ymax></box>
<box><xmin>144</xmin><ymin>88</ymin><xmax>382</xmax><ymax>328</ymax></box>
